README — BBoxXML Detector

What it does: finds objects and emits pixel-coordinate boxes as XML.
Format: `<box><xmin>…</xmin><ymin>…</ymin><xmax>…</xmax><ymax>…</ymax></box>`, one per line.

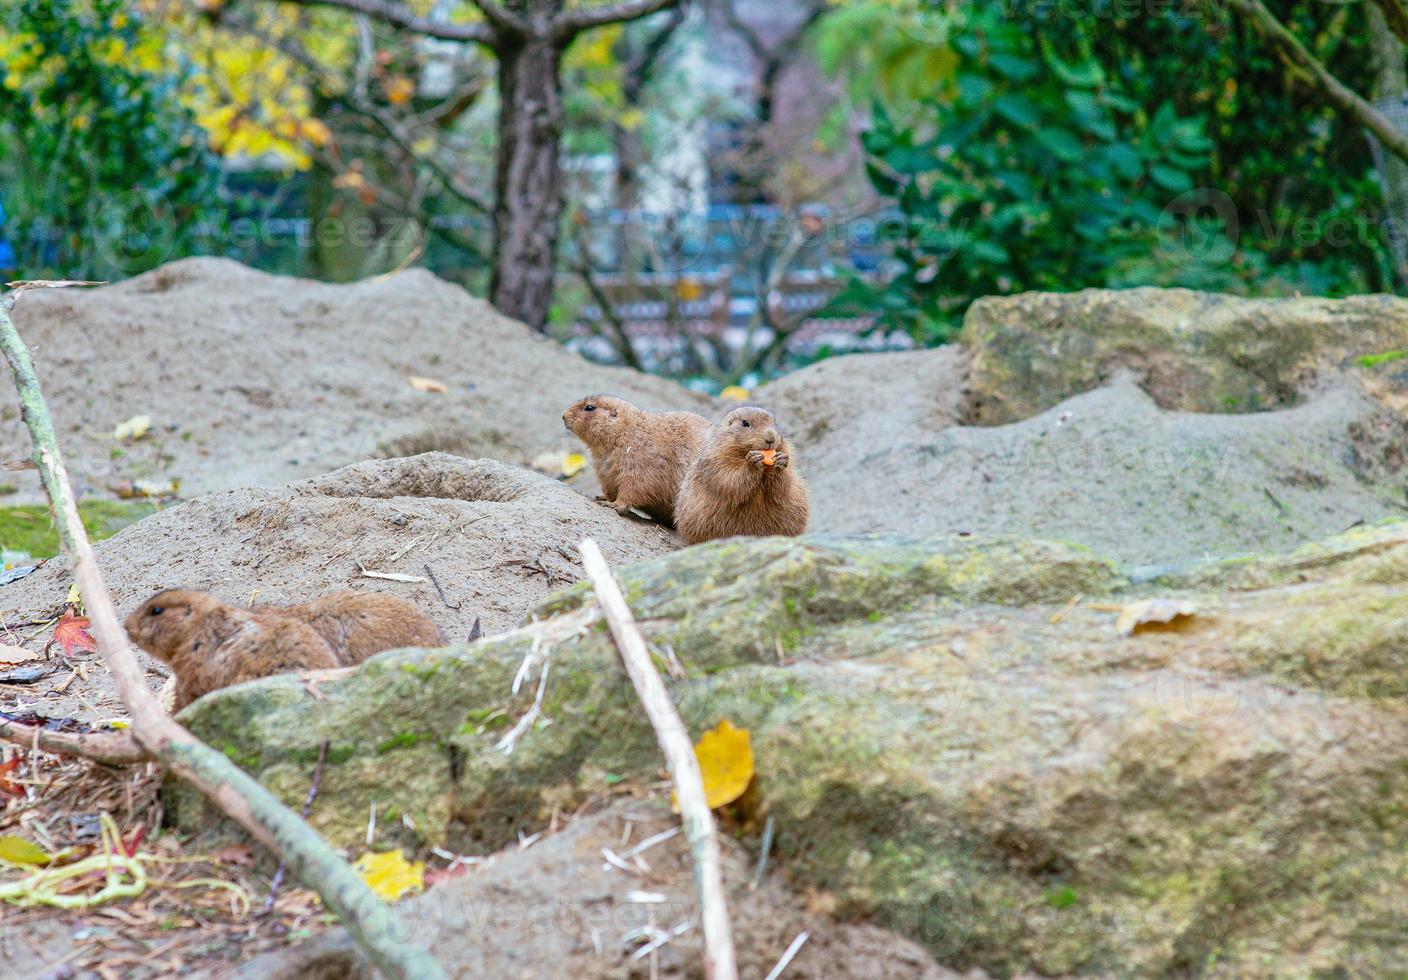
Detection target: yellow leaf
<box><xmin>0</xmin><ymin>835</ymin><xmax>51</xmax><ymax>866</ymax></box>
<box><xmin>353</xmin><ymin>849</ymin><xmax>424</xmax><ymax>902</ymax></box>
<box><xmin>384</xmin><ymin>76</ymin><xmax>415</xmax><ymax>106</ymax></box>
<box><xmin>562</xmin><ymin>452</ymin><xmax>586</xmax><ymax>478</ymax></box>
<box><xmin>113</xmin><ymin>414</ymin><xmax>152</xmax><ymax>441</ymax></box>
<box><xmin>300</xmin><ymin>118</ymin><xmax>332</xmax><ymax>147</ymax></box>
<box><xmin>719</xmin><ymin>386</ymin><xmax>750</xmax><ymax>402</ymax></box>
<box><xmin>675</xmin><ymin>719</ymin><xmax>754</xmax><ymax>812</ymax></box>
<box><xmin>66</xmin><ymin>582</ymin><xmax>80</xmax><ymax>606</ymax></box>
<box><xmin>675</xmin><ymin>277</ymin><xmax>703</xmax><ymax>302</ymax></box>
<box><xmin>407</xmin><ymin>376</ymin><xmax>447</xmax><ymax>394</ymax></box>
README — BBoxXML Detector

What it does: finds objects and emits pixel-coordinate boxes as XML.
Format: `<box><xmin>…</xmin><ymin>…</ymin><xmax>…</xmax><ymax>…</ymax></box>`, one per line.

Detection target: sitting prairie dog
<box><xmin>258</xmin><ymin>591</ymin><xmax>445</xmax><ymax>666</ymax></box>
<box><xmin>125</xmin><ymin>589</ymin><xmax>338</xmax><ymax>710</ymax></box>
<box><xmin>563</xmin><ymin>394</ymin><xmax>712</xmax><ymax>524</ymax></box>
<box><xmin>675</xmin><ymin>406</ymin><xmax>810</xmax><ymax>545</ymax></box>
<box><xmin>126</xmin><ymin>588</ymin><xmax>446</xmax><ymax>709</ymax></box>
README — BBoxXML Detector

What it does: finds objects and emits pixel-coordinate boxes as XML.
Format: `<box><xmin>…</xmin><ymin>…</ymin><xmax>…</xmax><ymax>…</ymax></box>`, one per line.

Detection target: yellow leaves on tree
<box><xmin>137</xmin><ymin>1</ymin><xmax>358</xmax><ymax>170</ymax></box>
<box><xmin>675</xmin><ymin>720</ymin><xmax>755</xmax><ymax>812</ymax></box>
<box><xmin>353</xmin><ymin>849</ymin><xmax>425</xmax><ymax>902</ymax></box>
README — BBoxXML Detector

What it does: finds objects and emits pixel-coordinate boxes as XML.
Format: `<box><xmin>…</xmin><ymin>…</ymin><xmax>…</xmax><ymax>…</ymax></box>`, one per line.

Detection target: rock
<box><xmin>176</xmin><ymin>523</ymin><xmax>1408</xmax><ymax>975</ymax></box>
<box><xmin>961</xmin><ymin>288</ymin><xmax>1408</xmax><ymax>424</ymax></box>
<box><xmin>759</xmin><ymin>363</ymin><xmax>1406</xmax><ymax>564</ymax></box>
<box><xmin>0</xmin><ymin>453</ymin><xmax>677</xmax><ymax>720</ymax></box>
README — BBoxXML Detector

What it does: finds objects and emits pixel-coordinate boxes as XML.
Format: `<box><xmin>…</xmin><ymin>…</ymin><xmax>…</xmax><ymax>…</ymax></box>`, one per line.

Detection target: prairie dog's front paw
<box><xmin>772</xmin><ymin>451</ymin><xmax>789</xmax><ymax>470</ymax></box>
<box><xmin>746</xmin><ymin>450</ymin><xmax>766</xmax><ymax>467</ymax></box>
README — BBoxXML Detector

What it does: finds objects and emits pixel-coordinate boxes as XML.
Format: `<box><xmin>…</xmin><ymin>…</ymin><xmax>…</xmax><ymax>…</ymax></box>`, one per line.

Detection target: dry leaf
<box><xmin>0</xmin><ymin>644</ymin><xmax>37</xmax><ymax>664</ymax></box>
<box><xmin>113</xmin><ymin>415</ymin><xmax>152</xmax><ymax>442</ymax></box>
<box><xmin>675</xmin><ymin>719</ymin><xmax>755</xmax><ymax>812</ymax></box>
<box><xmin>353</xmin><ymin>849</ymin><xmax>424</xmax><ymax>902</ymax></box>
<box><xmin>719</xmin><ymin>386</ymin><xmax>750</xmax><ymax>402</ymax></box>
<box><xmin>407</xmin><ymin>376</ymin><xmax>447</xmax><ymax>394</ymax></box>
<box><xmin>1115</xmin><ymin>599</ymin><xmax>1197</xmax><ymax>637</ymax></box>
<box><xmin>0</xmin><ymin>758</ymin><xmax>21</xmax><ymax>797</ymax></box>
<box><xmin>209</xmin><ymin>843</ymin><xmax>256</xmax><ymax>867</ymax></box>
<box><xmin>0</xmin><ymin>834</ymin><xmax>51</xmax><ymax>866</ymax></box>
<box><xmin>51</xmin><ymin>609</ymin><xmax>98</xmax><ymax>656</ymax></box>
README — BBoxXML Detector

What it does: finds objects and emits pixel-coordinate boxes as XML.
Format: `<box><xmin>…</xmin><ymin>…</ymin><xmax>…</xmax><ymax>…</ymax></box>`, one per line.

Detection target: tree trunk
<box><xmin>489</xmin><ymin>34</ymin><xmax>565</xmax><ymax>331</ymax></box>
<box><xmin>1368</xmin><ymin>2</ymin><xmax>1408</xmax><ymax>290</ymax></box>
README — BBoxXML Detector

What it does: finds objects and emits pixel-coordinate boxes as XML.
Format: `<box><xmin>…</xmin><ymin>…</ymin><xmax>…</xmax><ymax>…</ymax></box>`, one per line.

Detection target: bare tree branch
<box><xmin>0</xmin><ymin>715</ymin><xmax>146</xmax><ymax>766</ymax></box>
<box><xmin>554</xmin><ymin>0</ymin><xmax>680</xmax><ymax>43</ymax></box>
<box><xmin>465</xmin><ymin>0</ymin><xmax>529</xmax><ymax>35</ymax></box>
<box><xmin>1217</xmin><ymin>0</ymin><xmax>1408</xmax><ymax>162</ymax></box>
<box><xmin>1372</xmin><ymin>0</ymin><xmax>1408</xmax><ymax>48</ymax></box>
<box><xmin>278</xmin><ymin>0</ymin><xmax>498</xmax><ymax>45</ymax></box>
<box><xmin>578</xmin><ymin>538</ymin><xmax>738</xmax><ymax>980</ymax></box>
<box><xmin>0</xmin><ymin>295</ymin><xmax>447</xmax><ymax>980</ymax></box>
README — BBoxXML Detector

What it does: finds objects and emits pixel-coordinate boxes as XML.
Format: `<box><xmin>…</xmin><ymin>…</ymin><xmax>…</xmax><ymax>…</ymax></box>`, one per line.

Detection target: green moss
<box><xmin>376</xmin><ymin>732</ymin><xmax>428</xmax><ymax>754</ymax></box>
<box><xmin>0</xmin><ymin>500</ymin><xmax>156</xmax><ymax>557</ymax></box>
<box><xmin>1356</xmin><ymin>349</ymin><xmax>1408</xmax><ymax>368</ymax></box>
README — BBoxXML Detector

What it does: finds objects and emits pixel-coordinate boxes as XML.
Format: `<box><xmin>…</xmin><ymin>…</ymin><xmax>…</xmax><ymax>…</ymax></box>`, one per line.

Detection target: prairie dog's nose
<box><xmin>763</xmin><ymin>430</ymin><xmax>778</xmax><ymax>446</ymax></box>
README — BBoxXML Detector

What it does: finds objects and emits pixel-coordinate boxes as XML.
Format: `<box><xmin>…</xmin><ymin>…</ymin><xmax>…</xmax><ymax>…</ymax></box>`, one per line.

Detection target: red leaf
<box><xmin>52</xmin><ymin>609</ymin><xmax>97</xmax><ymax>657</ymax></box>
<box><xmin>423</xmin><ymin>862</ymin><xmax>470</xmax><ymax>887</ymax></box>
<box><xmin>0</xmin><ymin>756</ymin><xmax>21</xmax><ymax>797</ymax></box>
<box><xmin>121</xmin><ymin>826</ymin><xmax>146</xmax><ymax>858</ymax></box>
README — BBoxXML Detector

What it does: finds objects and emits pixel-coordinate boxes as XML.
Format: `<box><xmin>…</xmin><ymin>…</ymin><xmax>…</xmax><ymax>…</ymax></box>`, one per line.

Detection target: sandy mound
<box><xmin>759</xmin><ymin>353</ymin><xmax>1407</xmax><ymax>564</ymax></box>
<box><xmin>5</xmin><ymin>258</ymin><xmax>1404</xmax><ymax>566</ymax></box>
<box><xmin>0</xmin><ymin>258</ymin><xmax>712</xmax><ymax>502</ymax></box>
<box><xmin>232</xmin><ymin>800</ymin><xmax>963</xmax><ymax>980</ymax></box>
<box><xmin>1</xmin><ymin>453</ymin><xmax>675</xmax><ymax>720</ymax></box>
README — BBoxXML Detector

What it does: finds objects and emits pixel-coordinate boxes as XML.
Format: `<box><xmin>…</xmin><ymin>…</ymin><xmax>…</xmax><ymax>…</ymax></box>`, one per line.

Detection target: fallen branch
<box><xmin>578</xmin><ymin>537</ymin><xmax>738</xmax><ymax>980</ymax></box>
<box><xmin>0</xmin><ymin>297</ymin><xmax>446</xmax><ymax>980</ymax></box>
<box><xmin>0</xmin><ymin>715</ymin><xmax>145</xmax><ymax>766</ymax></box>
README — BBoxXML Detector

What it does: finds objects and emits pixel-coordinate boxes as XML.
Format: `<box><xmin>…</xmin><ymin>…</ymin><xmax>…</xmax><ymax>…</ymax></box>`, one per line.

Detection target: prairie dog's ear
<box><xmin>609</xmin><ymin>407</ymin><xmax>619</xmax><ymax>418</ymax></box>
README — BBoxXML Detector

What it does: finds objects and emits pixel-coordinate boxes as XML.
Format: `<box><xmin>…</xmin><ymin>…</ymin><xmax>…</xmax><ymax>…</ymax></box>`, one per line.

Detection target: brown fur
<box><xmin>563</xmin><ymin>394</ymin><xmax>712</xmax><ymax>524</ymax></box>
<box><xmin>675</xmin><ymin>406</ymin><xmax>810</xmax><ymax>545</ymax></box>
<box><xmin>125</xmin><ymin>589</ymin><xmax>447</xmax><ymax>709</ymax></box>
<box><xmin>124</xmin><ymin>589</ymin><xmax>338</xmax><ymax>710</ymax></box>
<box><xmin>258</xmin><ymin>591</ymin><xmax>446</xmax><ymax>666</ymax></box>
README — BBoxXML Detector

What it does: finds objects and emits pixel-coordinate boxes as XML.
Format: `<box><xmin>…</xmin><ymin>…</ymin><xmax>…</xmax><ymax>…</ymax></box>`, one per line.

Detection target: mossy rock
<box><xmin>961</xmin><ymin>289</ymin><xmax>1408</xmax><ymax>424</ymax></box>
<box><xmin>177</xmin><ymin>530</ymin><xmax>1408</xmax><ymax>975</ymax></box>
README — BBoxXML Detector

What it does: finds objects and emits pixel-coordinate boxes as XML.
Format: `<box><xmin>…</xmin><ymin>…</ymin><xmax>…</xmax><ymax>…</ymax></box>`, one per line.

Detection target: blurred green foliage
<box><xmin>0</xmin><ymin>0</ymin><xmax>222</xmax><ymax>279</ymax></box>
<box><xmin>822</xmin><ymin>0</ymin><xmax>1397</xmax><ymax>343</ymax></box>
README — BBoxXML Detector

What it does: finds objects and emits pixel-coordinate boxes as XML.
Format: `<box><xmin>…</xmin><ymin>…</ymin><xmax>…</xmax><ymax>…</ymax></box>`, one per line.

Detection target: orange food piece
<box><xmin>760</xmin><ymin>450</ymin><xmax>777</xmax><ymax>466</ymax></box>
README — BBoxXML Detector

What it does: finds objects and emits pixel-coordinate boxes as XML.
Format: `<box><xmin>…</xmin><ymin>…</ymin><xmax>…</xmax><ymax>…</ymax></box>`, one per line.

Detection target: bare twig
<box><xmin>0</xmin><ymin>298</ymin><xmax>445</xmax><ymax>980</ymax></box>
<box><xmin>277</xmin><ymin>0</ymin><xmax>496</xmax><ymax>44</ymax></box>
<box><xmin>762</xmin><ymin>931</ymin><xmax>810</xmax><ymax>980</ymax></box>
<box><xmin>263</xmin><ymin>738</ymin><xmax>331</xmax><ymax>913</ymax></box>
<box><xmin>0</xmin><ymin>715</ymin><xmax>145</xmax><ymax>766</ymax></box>
<box><xmin>1216</xmin><ymin>0</ymin><xmax>1408</xmax><ymax>162</ymax></box>
<box><xmin>578</xmin><ymin>538</ymin><xmax>738</xmax><ymax>980</ymax></box>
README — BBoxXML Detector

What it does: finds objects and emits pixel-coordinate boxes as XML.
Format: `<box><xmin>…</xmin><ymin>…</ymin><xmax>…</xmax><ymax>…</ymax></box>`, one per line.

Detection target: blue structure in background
<box><xmin>0</xmin><ymin>201</ymin><xmax>15</xmax><ymax>274</ymax></box>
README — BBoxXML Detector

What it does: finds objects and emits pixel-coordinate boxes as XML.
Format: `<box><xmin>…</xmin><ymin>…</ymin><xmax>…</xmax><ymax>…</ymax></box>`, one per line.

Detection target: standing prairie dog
<box><xmin>674</xmin><ymin>406</ymin><xmax>810</xmax><ymax>545</ymax></box>
<box><xmin>562</xmin><ymin>394</ymin><xmax>712</xmax><ymax>524</ymax></box>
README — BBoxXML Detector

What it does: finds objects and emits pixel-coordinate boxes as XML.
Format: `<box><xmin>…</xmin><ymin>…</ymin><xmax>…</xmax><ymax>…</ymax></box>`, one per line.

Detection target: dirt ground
<box><xmin>0</xmin><ymin>453</ymin><xmax>677</xmax><ymax>724</ymax></box>
<box><xmin>0</xmin><ymin>258</ymin><xmax>711</xmax><ymax>504</ymax></box>
<box><xmin>227</xmin><ymin>800</ymin><xmax>971</xmax><ymax>980</ymax></box>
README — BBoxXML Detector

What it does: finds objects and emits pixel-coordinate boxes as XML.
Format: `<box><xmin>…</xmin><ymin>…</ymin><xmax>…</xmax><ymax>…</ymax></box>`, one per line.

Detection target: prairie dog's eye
<box><xmin>584</xmin><ymin>404</ymin><xmax>596</xmax><ymax>412</ymax></box>
<box><xmin>149</xmin><ymin>606</ymin><xmax>164</xmax><ymax>616</ymax></box>
<box><xmin>741</xmin><ymin>419</ymin><xmax>751</xmax><ymax>428</ymax></box>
